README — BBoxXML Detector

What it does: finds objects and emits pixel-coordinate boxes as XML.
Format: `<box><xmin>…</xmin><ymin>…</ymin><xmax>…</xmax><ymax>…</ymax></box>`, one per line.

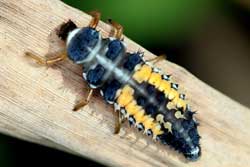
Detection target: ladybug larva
<box><xmin>26</xmin><ymin>11</ymin><xmax>201</xmax><ymax>161</ymax></box>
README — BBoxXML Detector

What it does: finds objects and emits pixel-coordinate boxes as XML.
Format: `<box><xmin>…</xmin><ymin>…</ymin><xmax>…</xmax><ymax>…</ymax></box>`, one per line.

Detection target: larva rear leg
<box><xmin>88</xmin><ymin>11</ymin><xmax>101</xmax><ymax>28</ymax></box>
<box><xmin>146</xmin><ymin>54</ymin><xmax>167</xmax><ymax>64</ymax></box>
<box><xmin>73</xmin><ymin>89</ymin><xmax>94</xmax><ymax>111</ymax></box>
<box><xmin>107</xmin><ymin>19</ymin><xmax>123</xmax><ymax>40</ymax></box>
<box><xmin>114</xmin><ymin>109</ymin><xmax>125</xmax><ymax>134</ymax></box>
<box><xmin>25</xmin><ymin>50</ymin><xmax>67</xmax><ymax>66</ymax></box>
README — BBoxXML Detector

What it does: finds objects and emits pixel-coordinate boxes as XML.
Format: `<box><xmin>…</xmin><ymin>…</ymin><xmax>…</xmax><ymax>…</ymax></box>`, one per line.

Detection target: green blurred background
<box><xmin>0</xmin><ymin>0</ymin><xmax>249</xmax><ymax>166</ymax></box>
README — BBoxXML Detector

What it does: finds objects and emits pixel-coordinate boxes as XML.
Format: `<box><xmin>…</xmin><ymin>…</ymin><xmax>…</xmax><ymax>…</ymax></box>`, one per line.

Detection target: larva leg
<box><xmin>25</xmin><ymin>50</ymin><xmax>67</xmax><ymax>66</ymax></box>
<box><xmin>146</xmin><ymin>54</ymin><xmax>166</xmax><ymax>64</ymax></box>
<box><xmin>88</xmin><ymin>11</ymin><xmax>101</xmax><ymax>28</ymax></box>
<box><xmin>73</xmin><ymin>89</ymin><xmax>94</xmax><ymax>111</ymax></box>
<box><xmin>114</xmin><ymin>110</ymin><xmax>125</xmax><ymax>134</ymax></box>
<box><xmin>107</xmin><ymin>19</ymin><xmax>123</xmax><ymax>40</ymax></box>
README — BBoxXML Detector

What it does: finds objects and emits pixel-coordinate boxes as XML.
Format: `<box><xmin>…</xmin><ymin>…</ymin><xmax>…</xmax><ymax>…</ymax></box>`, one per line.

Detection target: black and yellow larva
<box><xmin>26</xmin><ymin>11</ymin><xmax>201</xmax><ymax>161</ymax></box>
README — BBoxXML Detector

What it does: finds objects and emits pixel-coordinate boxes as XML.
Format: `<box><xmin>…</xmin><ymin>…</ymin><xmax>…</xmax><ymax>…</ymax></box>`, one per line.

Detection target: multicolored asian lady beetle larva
<box><xmin>25</xmin><ymin>11</ymin><xmax>201</xmax><ymax>161</ymax></box>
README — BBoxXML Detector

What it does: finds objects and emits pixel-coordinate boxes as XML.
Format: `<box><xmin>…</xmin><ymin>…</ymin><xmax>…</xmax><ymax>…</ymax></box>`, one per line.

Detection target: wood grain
<box><xmin>0</xmin><ymin>0</ymin><xmax>250</xmax><ymax>166</ymax></box>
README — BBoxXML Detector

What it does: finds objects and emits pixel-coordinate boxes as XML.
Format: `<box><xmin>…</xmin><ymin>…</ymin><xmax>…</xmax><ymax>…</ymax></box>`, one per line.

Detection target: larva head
<box><xmin>58</xmin><ymin>20</ymin><xmax>100</xmax><ymax>64</ymax></box>
<box><xmin>57</xmin><ymin>20</ymin><xmax>77</xmax><ymax>41</ymax></box>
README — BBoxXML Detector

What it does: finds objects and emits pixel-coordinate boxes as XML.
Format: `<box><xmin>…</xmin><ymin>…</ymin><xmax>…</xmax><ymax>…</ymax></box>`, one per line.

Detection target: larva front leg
<box><xmin>25</xmin><ymin>50</ymin><xmax>67</xmax><ymax>66</ymax></box>
<box><xmin>73</xmin><ymin>89</ymin><xmax>94</xmax><ymax>111</ymax></box>
<box><xmin>107</xmin><ymin>19</ymin><xmax>124</xmax><ymax>40</ymax></box>
<box><xmin>88</xmin><ymin>11</ymin><xmax>101</xmax><ymax>29</ymax></box>
<box><xmin>146</xmin><ymin>54</ymin><xmax>167</xmax><ymax>65</ymax></box>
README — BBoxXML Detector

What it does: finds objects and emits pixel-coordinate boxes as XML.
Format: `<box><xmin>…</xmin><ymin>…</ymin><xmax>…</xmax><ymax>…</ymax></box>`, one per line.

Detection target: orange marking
<box><xmin>125</xmin><ymin>100</ymin><xmax>141</xmax><ymax>115</ymax></box>
<box><xmin>117</xmin><ymin>85</ymin><xmax>134</xmax><ymax>107</ymax></box>
<box><xmin>158</xmin><ymin>79</ymin><xmax>171</xmax><ymax>95</ymax></box>
<box><xmin>148</xmin><ymin>72</ymin><xmax>162</xmax><ymax>88</ymax></box>
<box><xmin>142</xmin><ymin>116</ymin><xmax>154</xmax><ymax>130</ymax></box>
<box><xmin>134</xmin><ymin>110</ymin><xmax>146</xmax><ymax>123</ymax></box>
<box><xmin>132</xmin><ymin>64</ymin><xmax>152</xmax><ymax>83</ymax></box>
<box><xmin>117</xmin><ymin>93</ymin><xmax>133</xmax><ymax>107</ymax></box>
<box><xmin>168</xmin><ymin>88</ymin><xmax>179</xmax><ymax>100</ymax></box>
<box><xmin>152</xmin><ymin>124</ymin><xmax>163</xmax><ymax>137</ymax></box>
<box><xmin>176</xmin><ymin>98</ymin><xmax>187</xmax><ymax>111</ymax></box>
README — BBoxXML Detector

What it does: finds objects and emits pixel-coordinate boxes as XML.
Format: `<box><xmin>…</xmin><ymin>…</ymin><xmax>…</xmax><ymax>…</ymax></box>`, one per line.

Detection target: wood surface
<box><xmin>0</xmin><ymin>0</ymin><xmax>250</xmax><ymax>166</ymax></box>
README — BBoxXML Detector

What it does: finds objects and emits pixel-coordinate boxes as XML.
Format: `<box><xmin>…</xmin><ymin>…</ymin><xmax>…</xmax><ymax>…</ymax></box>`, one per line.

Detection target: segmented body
<box><xmin>63</xmin><ymin>25</ymin><xmax>201</xmax><ymax>160</ymax></box>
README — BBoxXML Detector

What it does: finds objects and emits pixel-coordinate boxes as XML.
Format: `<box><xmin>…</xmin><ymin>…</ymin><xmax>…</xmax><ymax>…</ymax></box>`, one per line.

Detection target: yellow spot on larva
<box><xmin>172</xmin><ymin>95</ymin><xmax>179</xmax><ymax>105</ymax></box>
<box><xmin>176</xmin><ymin>98</ymin><xmax>187</xmax><ymax>111</ymax></box>
<box><xmin>175</xmin><ymin>111</ymin><xmax>186</xmax><ymax>119</ymax></box>
<box><xmin>125</xmin><ymin>100</ymin><xmax>141</xmax><ymax>115</ymax></box>
<box><xmin>166</xmin><ymin>102</ymin><xmax>175</xmax><ymax>110</ymax></box>
<box><xmin>148</xmin><ymin>72</ymin><xmax>162</xmax><ymax>88</ymax></box>
<box><xmin>165</xmin><ymin>86</ymin><xmax>187</xmax><ymax>111</ymax></box>
<box><xmin>156</xmin><ymin>114</ymin><xmax>164</xmax><ymax>123</ymax></box>
<box><xmin>158</xmin><ymin>79</ymin><xmax>171</xmax><ymax>96</ymax></box>
<box><xmin>134</xmin><ymin>110</ymin><xmax>146</xmax><ymax>123</ymax></box>
<box><xmin>168</xmin><ymin>88</ymin><xmax>179</xmax><ymax>100</ymax></box>
<box><xmin>164</xmin><ymin>122</ymin><xmax>172</xmax><ymax>133</ymax></box>
<box><xmin>122</xmin><ymin>85</ymin><xmax>134</xmax><ymax>95</ymax></box>
<box><xmin>152</xmin><ymin>124</ymin><xmax>163</xmax><ymax>138</ymax></box>
<box><xmin>117</xmin><ymin>93</ymin><xmax>133</xmax><ymax>107</ymax></box>
<box><xmin>132</xmin><ymin>65</ymin><xmax>152</xmax><ymax>83</ymax></box>
<box><xmin>117</xmin><ymin>85</ymin><xmax>134</xmax><ymax>107</ymax></box>
<box><xmin>142</xmin><ymin>116</ymin><xmax>154</xmax><ymax>131</ymax></box>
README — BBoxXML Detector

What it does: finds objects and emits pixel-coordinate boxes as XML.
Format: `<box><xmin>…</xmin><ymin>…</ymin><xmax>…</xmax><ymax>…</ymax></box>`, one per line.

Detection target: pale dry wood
<box><xmin>0</xmin><ymin>0</ymin><xmax>250</xmax><ymax>166</ymax></box>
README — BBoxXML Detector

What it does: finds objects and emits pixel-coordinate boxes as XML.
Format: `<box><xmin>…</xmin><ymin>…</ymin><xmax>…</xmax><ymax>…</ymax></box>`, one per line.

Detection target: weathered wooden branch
<box><xmin>0</xmin><ymin>0</ymin><xmax>250</xmax><ymax>166</ymax></box>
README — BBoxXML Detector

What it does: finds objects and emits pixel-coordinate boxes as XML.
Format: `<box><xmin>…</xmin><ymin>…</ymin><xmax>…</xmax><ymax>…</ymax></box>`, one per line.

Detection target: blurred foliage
<box><xmin>0</xmin><ymin>135</ymin><xmax>12</xmax><ymax>167</ymax></box>
<box><xmin>234</xmin><ymin>0</ymin><xmax>250</xmax><ymax>10</ymax></box>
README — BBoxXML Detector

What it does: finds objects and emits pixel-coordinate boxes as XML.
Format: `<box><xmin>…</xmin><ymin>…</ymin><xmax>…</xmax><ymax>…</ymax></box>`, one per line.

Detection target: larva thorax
<box><xmin>60</xmin><ymin>21</ymin><xmax>201</xmax><ymax>161</ymax></box>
